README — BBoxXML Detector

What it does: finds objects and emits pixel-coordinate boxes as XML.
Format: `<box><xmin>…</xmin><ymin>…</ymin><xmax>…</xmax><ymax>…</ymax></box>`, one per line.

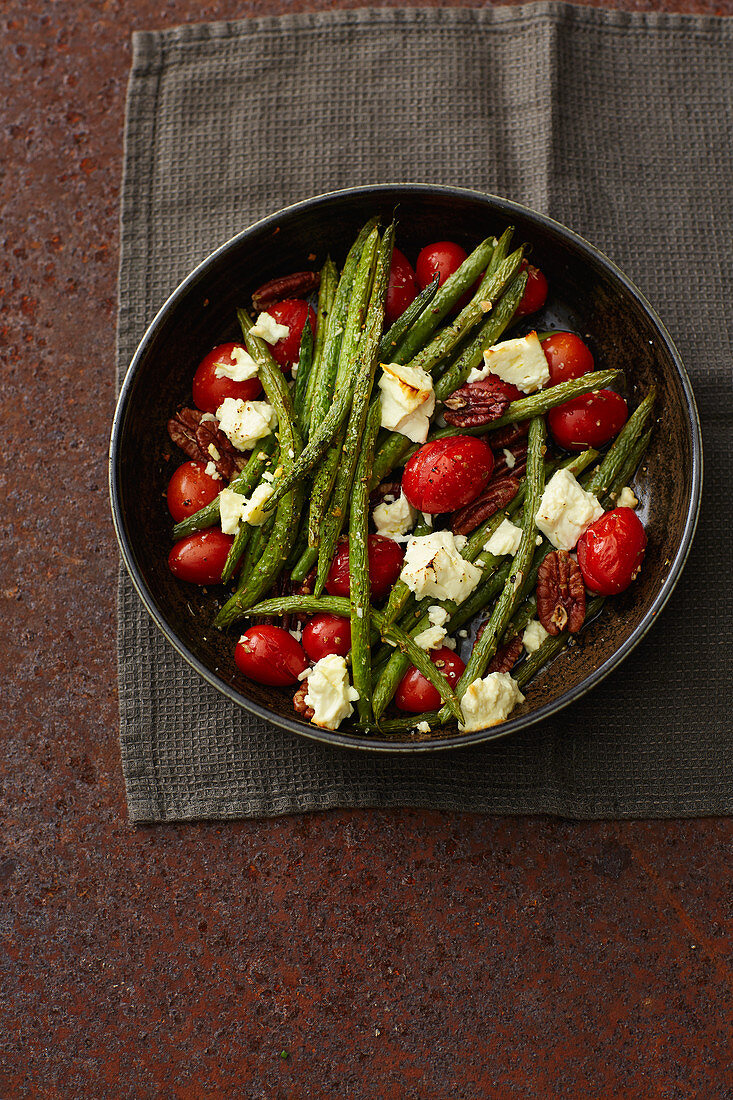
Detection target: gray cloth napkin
<box><xmin>117</xmin><ymin>4</ymin><xmax>732</xmax><ymax>823</ymax></box>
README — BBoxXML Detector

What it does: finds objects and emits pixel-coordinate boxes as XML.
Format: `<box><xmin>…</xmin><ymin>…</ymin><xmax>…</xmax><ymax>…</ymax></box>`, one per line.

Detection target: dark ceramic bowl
<box><xmin>110</xmin><ymin>185</ymin><xmax>702</xmax><ymax>752</ymax></box>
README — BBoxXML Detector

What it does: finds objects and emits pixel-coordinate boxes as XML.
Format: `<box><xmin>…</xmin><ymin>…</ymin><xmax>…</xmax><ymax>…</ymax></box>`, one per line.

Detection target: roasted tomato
<box><xmin>325</xmin><ymin>535</ymin><xmax>405</xmax><ymax>601</ymax></box>
<box><xmin>265</xmin><ymin>300</ymin><xmax>317</xmax><ymax>373</ymax></box>
<box><xmin>577</xmin><ymin>508</ymin><xmax>647</xmax><ymax>595</ymax></box>
<box><xmin>402</xmin><ymin>436</ymin><xmax>495</xmax><ymax>514</ymax></box>
<box><xmin>192</xmin><ymin>342</ymin><xmax>263</xmax><ymax>413</ymax></box>
<box><xmin>235</xmin><ymin>625</ymin><xmax>309</xmax><ymax>686</ymax></box>
<box><xmin>166</xmin><ymin>461</ymin><xmax>221</xmax><ymax>522</ymax></box>
<box><xmin>395</xmin><ymin>647</ymin><xmax>466</xmax><ymax>712</ymax></box>
<box><xmin>515</xmin><ymin>262</ymin><xmax>548</xmax><ymax>317</ymax></box>
<box><xmin>385</xmin><ymin>247</ymin><xmax>418</xmax><ymax>325</ymax></box>
<box><xmin>548</xmin><ymin>389</ymin><xmax>628</xmax><ymax>451</ymax></box>
<box><xmin>541</xmin><ymin>332</ymin><xmax>595</xmax><ymax>385</ymax></box>
<box><xmin>167</xmin><ymin>529</ymin><xmax>234</xmax><ymax>585</ymax></box>
<box><xmin>302</xmin><ymin>613</ymin><xmax>352</xmax><ymax>661</ymax></box>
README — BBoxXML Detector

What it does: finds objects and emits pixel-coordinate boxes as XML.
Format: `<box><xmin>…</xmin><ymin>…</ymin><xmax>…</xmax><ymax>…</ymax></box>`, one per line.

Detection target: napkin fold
<box><xmin>117</xmin><ymin>4</ymin><xmax>732</xmax><ymax>822</ymax></box>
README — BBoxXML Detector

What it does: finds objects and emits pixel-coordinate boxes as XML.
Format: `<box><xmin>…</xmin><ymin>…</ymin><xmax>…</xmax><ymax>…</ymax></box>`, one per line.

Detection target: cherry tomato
<box><xmin>325</xmin><ymin>535</ymin><xmax>404</xmax><ymax>601</ymax></box>
<box><xmin>548</xmin><ymin>389</ymin><xmax>628</xmax><ymax>451</ymax></box>
<box><xmin>167</xmin><ymin>529</ymin><xmax>234</xmax><ymax>585</ymax></box>
<box><xmin>395</xmin><ymin>647</ymin><xmax>466</xmax><ymax>713</ymax></box>
<box><xmin>235</xmin><ymin>625</ymin><xmax>309</xmax><ymax>686</ymax></box>
<box><xmin>515</xmin><ymin>261</ymin><xmax>548</xmax><ymax>317</ymax></box>
<box><xmin>577</xmin><ymin>508</ymin><xmax>647</xmax><ymax>595</ymax></box>
<box><xmin>302</xmin><ymin>613</ymin><xmax>352</xmax><ymax>661</ymax></box>
<box><xmin>266</xmin><ymin>300</ymin><xmax>317</xmax><ymax>373</ymax></box>
<box><xmin>402</xmin><ymin>436</ymin><xmax>495</xmax><ymax>514</ymax></box>
<box><xmin>192</xmin><ymin>342</ymin><xmax>263</xmax><ymax>413</ymax></box>
<box><xmin>385</xmin><ymin>248</ymin><xmax>418</xmax><ymax>325</ymax></box>
<box><xmin>416</xmin><ymin>241</ymin><xmax>468</xmax><ymax>290</ymax></box>
<box><xmin>542</xmin><ymin>332</ymin><xmax>595</xmax><ymax>386</ymax></box>
<box><xmin>166</xmin><ymin>461</ymin><xmax>221</xmax><ymax>522</ymax></box>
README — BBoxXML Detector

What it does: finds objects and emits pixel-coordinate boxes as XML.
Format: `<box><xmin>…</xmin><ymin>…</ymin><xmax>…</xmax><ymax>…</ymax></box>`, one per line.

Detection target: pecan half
<box><xmin>167</xmin><ymin>407</ymin><xmax>246</xmax><ymax>480</ymax></box>
<box><xmin>369</xmin><ymin>480</ymin><xmax>402</xmax><ymax>511</ymax></box>
<box><xmin>490</xmin><ymin>441</ymin><xmax>528</xmax><ymax>482</ymax></box>
<box><xmin>536</xmin><ymin>550</ymin><xmax>586</xmax><ymax>636</ymax></box>
<box><xmin>252</xmin><ymin>271</ymin><xmax>321</xmax><ymax>312</ymax></box>
<box><xmin>293</xmin><ymin>681</ymin><xmax>314</xmax><ymax>720</ymax></box>
<box><xmin>451</xmin><ymin>476</ymin><xmax>519</xmax><ymax>535</ymax></box>
<box><xmin>487</xmin><ymin>634</ymin><xmax>524</xmax><ymax>674</ymax></box>
<box><xmin>488</xmin><ymin>421</ymin><xmax>530</xmax><ymax>449</ymax></box>
<box><xmin>443</xmin><ymin>378</ymin><xmax>515</xmax><ymax>428</ymax></box>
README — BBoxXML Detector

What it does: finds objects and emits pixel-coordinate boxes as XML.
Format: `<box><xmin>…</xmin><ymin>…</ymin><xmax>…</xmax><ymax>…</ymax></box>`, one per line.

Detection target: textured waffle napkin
<box><xmin>117</xmin><ymin>4</ymin><xmax>732</xmax><ymax>822</ymax></box>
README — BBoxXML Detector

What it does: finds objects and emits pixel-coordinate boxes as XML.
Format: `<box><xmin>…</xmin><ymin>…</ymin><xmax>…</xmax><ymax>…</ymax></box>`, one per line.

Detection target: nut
<box><xmin>167</xmin><ymin>407</ymin><xmax>247</xmax><ymax>481</ymax></box>
<box><xmin>252</xmin><ymin>271</ymin><xmax>321</xmax><ymax>311</ymax></box>
<box><xmin>443</xmin><ymin>377</ymin><xmax>515</xmax><ymax>428</ymax></box>
<box><xmin>536</xmin><ymin>550</ymin><xmax>586</xmax><ymax>636</ymax></box>
<box><xmin>487</xmin><ymin>634</ymin><xmax>524</xmax><ymax>674</ymax></box>
<box><xmin>489</xmin><ymin>441</ymin><xmax>528</xmax><ymax>482</ymax></box>
<box><xmin>369</xmin><ymin>480</ymin><xmax>402</xmax><ymax>511</ymax></box>
<box><xmin>487</xmin><ymin>421</ymin><xmax>530</xmax><ymax>449</ymax></box>
<box><xmin>293</xmin><ymin>681</ymin><xmax>314</xmax><ymax>720</ymax></box>
<box><xmin>451</xmin><ymin>476</ymin><xmax>519</xmax><ymax>535</ymax></box>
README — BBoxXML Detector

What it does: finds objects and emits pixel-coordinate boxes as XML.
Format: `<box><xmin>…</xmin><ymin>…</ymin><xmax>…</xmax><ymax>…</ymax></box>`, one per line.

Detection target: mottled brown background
<box><xmin>2</xmin><ymin>1</ymin><xmax>732</xmax><ymax>1097</ymax></box>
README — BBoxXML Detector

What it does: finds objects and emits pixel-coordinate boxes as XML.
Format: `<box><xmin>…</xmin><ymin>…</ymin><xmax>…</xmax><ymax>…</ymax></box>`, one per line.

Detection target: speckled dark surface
<box><xmin>3</xmin><ymin>2</ymin><xmax>733</xmax><ymax>1096</ymax></box>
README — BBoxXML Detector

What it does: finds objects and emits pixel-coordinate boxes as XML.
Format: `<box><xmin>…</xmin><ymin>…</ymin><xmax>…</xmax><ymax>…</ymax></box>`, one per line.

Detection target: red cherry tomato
<box><xmin>515</xmin><ymin>262</ymin><xmax>548</xmax><ymax>317</ymax></box>
<box><xmin>166</xmin><ymin>461</ymin><xmax>222</xmax><ymax>522</ymax></box>
<box><xmin>541</xmin><ymin>332</ymin><xmax>595</xmax><ymax>386</ymax></box>
<box><xmin>577</xmin><ymin>508</ymin><xmax>647</xmax><ymax>595</ymax></box>
<box><xmin>235</xmin><ymin>625</ymin><xmax>309</xmax><ymax>686</ymax></box>
<box><xmin>192</xmin><ymin>342</ymin><xmax>263</xmax><ymax>413</ymax></box>
<box><xmin>395</xmin><ymin>647</ymin><xmax>466</xmax><ymax>713</ymax></box>
<box><xmin>416</xmin><ymin>241</ymin><xmax>468</xmax><ymax>290</ymax></box>
<box><xmin>167</xmin><ymin>529</ymin><xmax>234</xmax><ymax>585</ymax></box>
<box><xmin>385</xmin><ymin>248</ymin><xmax>418</xmax><ymax>325</ymax></box>
<box><xmin>302</xmin><ymin>613</ymin><xmax>352</xmax><ymax>661</ymax></box>
<box><xmin>325</xmin><ymin>535</ymin><xmax>404</xmax><ymax>601</ymax></box>
<box><xmin>548</xmin><ymin>389</ymin><xmax>628</xmax><ymax>451</ymax></box>
<box><xmin>265</xmin><ymin>300</ymin><xmax>317</xmax><ymax>373</ymax></box>
<box><xmin>402</xmin><ymin>436</ymin><xmax>495</xmax><ymax>514</ymax></box>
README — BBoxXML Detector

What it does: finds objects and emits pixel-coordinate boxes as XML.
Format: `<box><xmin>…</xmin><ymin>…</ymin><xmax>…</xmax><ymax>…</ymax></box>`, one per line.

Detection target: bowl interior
<box><xmin>111</xmin><ymin>186</ymin><xmax>700</xmax><ymax>751</ymax></box>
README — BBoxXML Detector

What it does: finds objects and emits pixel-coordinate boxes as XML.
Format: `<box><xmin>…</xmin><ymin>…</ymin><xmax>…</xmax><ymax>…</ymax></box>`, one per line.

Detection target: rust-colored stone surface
<box><xmin>2</xmin><ymin>2</ymin><xmax>732</xmax><ymax>1096</ymax></box>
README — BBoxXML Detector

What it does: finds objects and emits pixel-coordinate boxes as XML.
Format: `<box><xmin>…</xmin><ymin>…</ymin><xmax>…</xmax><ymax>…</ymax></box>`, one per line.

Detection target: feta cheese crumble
<box><xmin>400</xmin><ymin>531</ymin><xmax>483</xmax><ymax>604</ymax></box>
<box><xmin>414</xmin><ymin>624</ymin><xmax>447</xmax><ymax>651</ymax></box>
<box><xmin>249</xmin><ymin>311</ymin><xmax>290</xmax><ymax>344</ymax></box>
<box><xmin>218</xmin><ymin>487</ymin><xmax>244</xmax><ymax>535</ymax></box>
<box><xmin>427</xmin><ymin>605</ymin><xmax>450</xmax><ymax>628</ymax></box>
<box><xmin>204</xmin><ymin>460</ymin><xmax>222</xmax><ymax>481</ymax></box>
<box><xmin>415</xmin><ymin>721</ymin><xmax>431</xmax><ymax>734</ymax></box>
<box><xmin>216</xmin><ymin>397</ymin><xmax>277</xmax><ymax>452</ymax></box>
<box><xmin>470</xmin><ymin>331</ymin><xmax>550</xmax><ymax>392</ymax></box>
<box><xmin>523</xmin><ymin>619</ymin><xmax>549</xmax><ymax>653</ymax></box>
<box><xmin>484</xmin><ymin>517</ymin><xmax>523</xmax><ymax>557</ymax></box>
<box><xmin>617</xmin><ymin>486</ymin><xmax>639</xmax><ymax>509</ymax></box>
<box><xmin>503</xmin><ymin>448</ymin><xmax>517</xmax><ymax>469</ymax></box>
<box><xmin>378</xmin><ymin>362</ymin><xmax>436</xmax><ymax>443</ymax></box>
<box><xmin>373</xmin><ymin>491</ymin><xmax>417</xmax><ymax>542</ymax></box>
<box><xmin>214</xmin><ymin>344</ymin><xmax>259</xmax><ymax>381</ymax></box>
<box><xmin>459</xmin><ymin>672</ymin><xmax>525</xmax><ymax>732</ymax></box>
<box><xmin>240</xmin><ymin>482</ymin><xmax>274</xmax><ymax>526</ymax></box>
<box><xmin>304</xmin><ymin>654</ymin><xmax>360</xmax><ymax>730</ymax></box>
<box><xmin>535</xmin><ymin>468</ymin><xmax>604</xmax><ymax>551</ymax></box>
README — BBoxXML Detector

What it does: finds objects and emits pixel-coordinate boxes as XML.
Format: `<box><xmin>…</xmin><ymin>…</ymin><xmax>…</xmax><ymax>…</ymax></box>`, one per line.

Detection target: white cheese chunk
<box><xmin>214</xmin><ymin>344</ymin><xmax>259</xmax><ymax>381</ymax></box>
<box><xmin>415</xmin><ymin>721</ymin><xmax>431</xmax><ymax>734</ymax></box>
<box><xmin>400</xmin><ymin>531</ymin><xmax>483</xmax><ymax>604</ymax></box>
<box><xmin>453</xmin><ymin>534</ymin><xmax>468</xmax><ymax>552</ymax></box>
<box><xmin>459</xmin><ymin>673</ymin><xmax>525</xmax><ymax>732</ymax></box>
<box><xmin>523</xmin><ymin>619</ymin><xmax>549</xmax><ymax>653</ymax></box>
<box><xmin>503</xmin><ymin>448</ymin><xmax>517</xmax><ymax>469</ymax></box>
<box><xmin>535</xmin><ymin>468</ymin><xmax>604</xmax><ymax>551</ymax></box>
<box><xmin>218</xmin><ymin>487</ymin><xmax>244</xmax><ymax>535</ymax></box>
<box><xmin>216</xmin><ymin>397</ymin><xmax>277</xmax><ymax>452</ymax></box>
<box><xmin>373</xmin><ymin>491</ymin><xmax>417</xmax><ymax>542</ymax></box>
<box><xmin>204</xmin><ymin>460</ymin><xmax>222</xmax><ymax>481</ymax></box>
<box><xmin>479</xmin><ymin>331</ymin><xmax>550</xmax><ymax>393</ymax></box>
<box><xmin>304</xmin><ymin>654</ymin><xmax>360</xmax><ymax>730</ymax></box>
<box><xmin>617</xmin><ymin>486</ymin><xmax>639</xmax><ymax>509</ymax></box>
<box><xmin>427</xmin><ymin>605</ymin><xmax>450</xmax><ymax>628</ymax></box>
<box><xmin>249</xmin><ymin>311</ymin><xmax>290</xmax><ymax>344</ymax></box>
<box><xmin>484</xmin><ymin>517</ymin><xmax>523</xmax><ymax>557</ymax></box>
<box><xmin>378</xmin><ymin>362</ymin><xmax>436</xmax><ymax>443</ymax></box>
<box><xmin>240</xmin><ymin>482</ymin><xmax>274</xmax><ymax>526</ymax></box>
<box><xmin>413</xmin><ymin>624</ymin><xmax>447</xmax><ymax>651</ymax></box>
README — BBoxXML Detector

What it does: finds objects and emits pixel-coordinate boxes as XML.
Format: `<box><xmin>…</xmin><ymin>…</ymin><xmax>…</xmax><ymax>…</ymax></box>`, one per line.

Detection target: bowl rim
<box><xmin>109</xmin><ymin>183</ymin><xmax>703</xmax><ymax>753</ymax></box>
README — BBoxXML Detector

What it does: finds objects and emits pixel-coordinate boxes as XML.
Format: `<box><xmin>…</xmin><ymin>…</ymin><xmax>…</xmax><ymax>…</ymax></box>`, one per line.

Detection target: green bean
<box><xmin>290</xmin><ymin>545</ymin><xmax>319</xmax><ymax>584</ymax></box>
<box><xmin>307</xmin><ymin>434</ymin><xmax>344</xmax><ymax>546</ymax></box>
<box><xmin>236</xmin><ymin>506</ymin><xmax>277</xmax><ymax>588</ymax></box>
<box><xmin>349</xmin><ymin>401</ymin><xmax>381</xmax><ymax>724</ymax></box>
<box><xmin>220</xmin><ymin>443</ymin><xmax>282</xmax><ymax>584</ymax></box>
<box><xmin>314</xmin><ymin>223</ymin><xmax>394</xmax><ymax>595</ymax></box>
<box><xmin>585</xmin><ymin>389</ymin><xmax>656</xmax><ymax>497</ymax></box>
<box><xmin>366</xmin><ymin>711</ymin><xmax>443</xmax><ymax>736</ymax></box>
<box><xmin>515</xmin><ymin>597</ymin><xmax>604</xmax><ymax>688</ymax></box>
<box><xmin>379</xmin><ymin>618</ymin><xmax>463</xmax><ymax>723</ymax></box>
<box><xmin>264</xmin><ymin>226</ymin><xmax>380</xmax><ymax>512</ymax></box>
<box><xmin>605</xmin><ymin>427</ymin><xmax>652</xmax><ymax>507</ymax></box>
<box><xmin>171</xmin><ymin>435</ymin><xmax>277</xmax><ymax>539</ymax></box>
<box><xmin>239</xmin><ymin>310</ymin><xmax>301</xmax><ymax>456</ymax></box>
<box><xmin>302</xmin><ymin>257</ymin><xmax>337</xmax><ymax>438</ymax></box>
<box><xmin>293</xmin><ymin>319</ymin><xmax>313</xmax><ymax>434</ymax></box>
<box><xmin>379</xmin><ymin>273</ymin><xmax>439</xmax><ymax>362</ymax></box>
<box><xmin>394</xmin><ymin>236</ymin><xmax>498</xmax><ymax>363</ymax></box>
<box><xmin>441</xmin><ymin>416</ymin><xmax>546</xmax><ymax>720</ymax></box>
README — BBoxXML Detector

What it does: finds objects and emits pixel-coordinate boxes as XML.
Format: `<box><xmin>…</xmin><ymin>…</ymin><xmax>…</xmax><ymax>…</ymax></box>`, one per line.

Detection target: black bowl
<box><xmin>109</xmin><ymin>185</ymin><xmax>702</xmax><ymax>752</ymax></box>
